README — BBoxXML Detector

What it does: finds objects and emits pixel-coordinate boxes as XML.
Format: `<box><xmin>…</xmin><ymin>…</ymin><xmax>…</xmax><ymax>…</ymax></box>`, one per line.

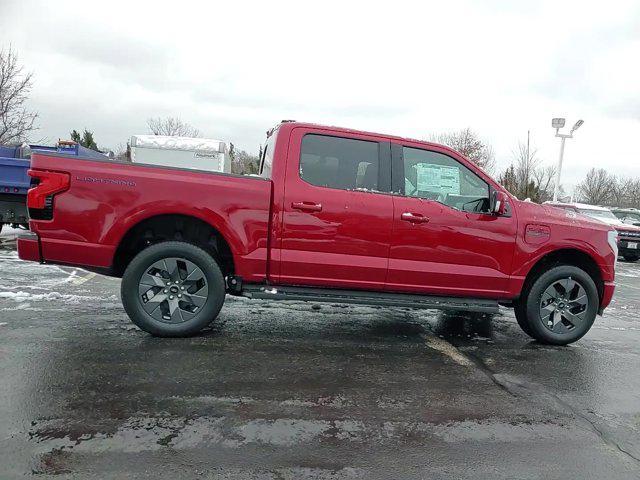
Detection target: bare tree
<box><xmin>147</xmin><ymin>117</ymin><xmax>200</xmax><ymax>137</ymax></box>
<box><xmin>113</xmin><ymin>142</ymin><xmax>131</xmax><ymax>162</ymax></box>
<box><xmin>431</xmin><ymin>128</ymin><xmax>495</xmax><ymax>172</ymax></box>
<box><xmin>0</xmin><ymin>46</ymin><xmax>38</xmax><ymax>144</ymax></box>
<box><xmin>608</xmin><ymin>177</ymin><xmax>633</xmax><ymax>207</ymax></box>
<box><xmin>532</xmin><ymin>165</ymin><xmax>557</xmax><ymax>203</ymax></box>
<box><xmin>230</xmin><ymin>144</ymin><xmax>260</xmax><ymax>175</ymax></box>
<box><xmin>628</xmin><ymin>180</ymin><xmax>640</xmax><ymax>209</ymax></box>
<box><xmin>576</xmin><ymin>168</ymin><xmax>614</xmax><ymax>205</ymax></box>
<box><xmin>498</xmin><ymin>140</ymin><xmax>557</xmax><ymax>202</ymax></box>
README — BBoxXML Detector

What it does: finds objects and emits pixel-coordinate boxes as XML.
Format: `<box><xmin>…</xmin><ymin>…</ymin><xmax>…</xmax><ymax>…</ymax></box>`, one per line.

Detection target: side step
<box><xmin>240</xmin><ymin>284</ymin><xmax>500</xmax><ymax>314</ymax></box>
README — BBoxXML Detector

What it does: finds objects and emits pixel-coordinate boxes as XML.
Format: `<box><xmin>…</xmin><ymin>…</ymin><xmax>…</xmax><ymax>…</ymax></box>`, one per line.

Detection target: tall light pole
<box><xmin>552</xmin><ymin>118</ymin><xmax>584</xmax><ymax>202</ymax></box>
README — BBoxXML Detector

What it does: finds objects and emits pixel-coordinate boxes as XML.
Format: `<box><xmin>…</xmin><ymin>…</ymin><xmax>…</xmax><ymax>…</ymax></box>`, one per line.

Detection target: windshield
<box><xmin>578</xmin><ymin>208</ymin><xmax>619</xmax><ymax>221</ymax></box>
<box><xmin>618</xmin><ymin>212</ymin><xmax>640</xmax><ymax>222</ymax></box>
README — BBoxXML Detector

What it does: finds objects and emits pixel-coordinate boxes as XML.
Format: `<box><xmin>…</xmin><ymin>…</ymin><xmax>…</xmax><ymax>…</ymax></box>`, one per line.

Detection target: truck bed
<box><xmin>27</xmin><ymin>152</ymin><xmax>273</xmax><ymax>281</ymax></box>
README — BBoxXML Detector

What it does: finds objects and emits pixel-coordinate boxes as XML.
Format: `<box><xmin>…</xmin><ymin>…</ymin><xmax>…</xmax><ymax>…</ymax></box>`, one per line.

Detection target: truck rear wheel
<box><xmin>513</xmin><ymin>300</ymin><xmax>533</xmax><ymax>336</ymax></box>
<box><xmin>121</xmin><ymin>241</ymin><xmax>225</xmax><ymax>337</ymax></box>
<box><xmin>518</xmin><ymin>265</ymin><xmax>599</xmax><ymax>345</ymax></box>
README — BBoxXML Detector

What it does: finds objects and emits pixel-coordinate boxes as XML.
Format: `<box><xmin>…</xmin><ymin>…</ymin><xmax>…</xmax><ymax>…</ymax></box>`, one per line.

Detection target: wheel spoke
<box><xmin>564</xmin><ymin>277</ymin><xmax>575</xmax><ymax>295</ymax></box>
<box><xmin>569</xmin><ymin>294</ymin><xmax>588</xmax><ymax>308</ymax></box>
<box><xmin>140</xmin><ymin>272</ymin><xmax>168</xmax><ymax>288</ymax></box>
<box><xmin>540</xmin><ymin>303</ymin><xmax>556</xmax><ymax>323</ymax></box>
<box><xmin>163</xmin><ymin>258</ymin><xmax>179</xmax><ymax>281</ymax></box>
<box><xmin>552</xmin><ymin>315</ymin><xmax>569</xmax><ymax>334</ymax></box>
<box><xmin>184</xmin><ymin>293</ymin><xmax>207</xmax><ymax>308</ymax></box>
<box><xmin>562</xmin><ymin>309</ymin><xmax>584</xmax><ymax>327</ymax></box>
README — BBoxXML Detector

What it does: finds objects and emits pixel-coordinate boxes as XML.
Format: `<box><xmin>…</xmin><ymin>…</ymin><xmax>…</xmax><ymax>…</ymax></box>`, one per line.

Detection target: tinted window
<box><xmin>300</xmin><ymin>135</ymin><xmax>379</xmax><ymax>191</ymax></box>
<box><xmin>402</xmin><ymin>147</ymin><xmax>490</xmax><ymax>212</ymax></box>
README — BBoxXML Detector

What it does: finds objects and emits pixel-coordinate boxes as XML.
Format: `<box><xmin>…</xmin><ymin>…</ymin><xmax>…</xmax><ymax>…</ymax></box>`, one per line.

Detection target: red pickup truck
<box><xmin>18</xmin><ymin>121</ymin><xmax>617</xmax><ymax>345</ymax></box>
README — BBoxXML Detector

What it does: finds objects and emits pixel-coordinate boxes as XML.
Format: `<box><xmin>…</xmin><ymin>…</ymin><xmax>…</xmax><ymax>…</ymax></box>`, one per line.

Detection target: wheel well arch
<box><xmin>521</xmin><ymin>248</ymin><xmax>604</xmax><ymax>300</ymax></box>
<box><xmin>112</xmin><ymin>214</ymin><xmax>235</xmax><ymax>278</ymax></box>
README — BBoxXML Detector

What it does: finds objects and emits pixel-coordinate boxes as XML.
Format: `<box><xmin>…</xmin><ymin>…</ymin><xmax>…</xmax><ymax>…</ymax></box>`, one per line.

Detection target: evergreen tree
<box><xmin>69</xmin><ymin>129</ymin><xmax>98</xmax><ymax>150</ymax></box>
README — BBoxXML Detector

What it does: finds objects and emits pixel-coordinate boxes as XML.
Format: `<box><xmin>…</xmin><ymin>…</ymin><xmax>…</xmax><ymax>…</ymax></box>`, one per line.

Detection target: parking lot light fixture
<box><xmin>552</xmin><ymin>118</ymin><xmax>584</xmax><ymax>202</ymax></box>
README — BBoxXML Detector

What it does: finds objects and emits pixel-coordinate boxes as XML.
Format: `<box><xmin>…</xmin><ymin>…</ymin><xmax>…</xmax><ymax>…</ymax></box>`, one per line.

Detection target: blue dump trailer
<box><xmin>0</xmin><ymin>143</ymin><xmax>107</xmax><ymax>232</ymax></box>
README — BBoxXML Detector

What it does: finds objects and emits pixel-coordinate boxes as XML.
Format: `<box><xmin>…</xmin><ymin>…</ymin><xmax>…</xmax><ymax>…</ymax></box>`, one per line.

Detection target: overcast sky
<box><xmin>1</xmin><ymin>0</ymin><xmax>639</xmax><ymax>191</ymax></box>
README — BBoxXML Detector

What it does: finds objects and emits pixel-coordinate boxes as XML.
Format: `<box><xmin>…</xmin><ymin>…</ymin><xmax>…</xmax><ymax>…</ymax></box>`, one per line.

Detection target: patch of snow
<box><xmin>0</xmin><ymin>290</ymin><xmax>102</xmax><ymax>304</ymax></box>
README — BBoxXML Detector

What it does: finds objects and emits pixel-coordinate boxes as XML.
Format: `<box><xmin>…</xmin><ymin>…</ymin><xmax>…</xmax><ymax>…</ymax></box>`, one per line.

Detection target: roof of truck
<box><xmin>274</xmin><ymin>120</ymin><xmax>453</xmax><ymax>150</ymax></box>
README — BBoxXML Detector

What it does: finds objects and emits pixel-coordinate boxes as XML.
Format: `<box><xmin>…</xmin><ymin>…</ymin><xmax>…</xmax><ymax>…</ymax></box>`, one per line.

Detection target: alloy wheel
<box><xmin>138</xmin><ymin>257</ymin><xmax>208</xmax><ymax>323</ymax></box>
<box><xmin>539</xmin><ymin>276</ymin><xmax>589</xmax><ymax>333</ymax></box>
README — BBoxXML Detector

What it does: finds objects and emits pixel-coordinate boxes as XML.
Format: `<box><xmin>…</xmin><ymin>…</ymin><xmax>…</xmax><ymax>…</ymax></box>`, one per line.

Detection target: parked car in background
<box><xmin>611</xmin><ymin>207</ymin><xmax>640</xmax><ymax>227</ymax></box>
<box><xmin>130</xmin><ymin>135</ymin><xmax>231</xmax><ymax>173</ymax></box>
<box><xmin>18</xmin><ymin>121</ymin><xmax>618</xmax><ymax>345</ymax></box>
<box><xmin>545</xmin><ymin>202</ymin><xmax>640</xmax><ymax>262</ymax></box>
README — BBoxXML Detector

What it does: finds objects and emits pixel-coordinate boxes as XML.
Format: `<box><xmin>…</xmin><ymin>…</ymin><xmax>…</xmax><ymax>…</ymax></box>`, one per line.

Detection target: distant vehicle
<box><xmin>0</xmin><ymin>142</ymin><xmax>106</xmax><ymax>233</ymax></box>
<box><xmin>545</xmin><ymin>202</ymin><xmax>640</xmax><ymax>262</ymax></box>
<box><xmin>130</xmin><ymin>135</ymin><xmax>231</xmax><ymax>173</ymax></box>
<box><xmin>18</xmin><ymin>121</ymin><xmax>618</xmax><ymax>345</ymax></box>
<box><xmin>0</xmin><ymin>144</ymin><xmax>30</xmax><ymax>232</ymax></box>
<box><xmin>611</xmin><ymin>208</ymin><xmax>640</xmax><ymax>227</ymax></box>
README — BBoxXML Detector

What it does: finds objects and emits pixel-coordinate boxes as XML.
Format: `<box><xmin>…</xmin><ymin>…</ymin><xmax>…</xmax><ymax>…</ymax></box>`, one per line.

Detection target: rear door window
<box><xmin>300</xmin><ymin>134</ymin><xmax>380</xmax><ymax>191</ymax></box>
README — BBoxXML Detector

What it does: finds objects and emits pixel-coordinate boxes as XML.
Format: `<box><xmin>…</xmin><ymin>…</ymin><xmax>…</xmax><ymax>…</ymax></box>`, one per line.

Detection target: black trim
<box><xmin>390</xmin><ymin>143</ymin><xmax>404</xmax><ymax>194</ymax></box>
<box><xmin>378</xmin><ymin>141</ymin><xmax>392</xmax><ymax>193</ymax></box>
<box><xmin>241</xmin><ymin>284</ymin><xmax>500</xmax><ymax>314</ymax></box>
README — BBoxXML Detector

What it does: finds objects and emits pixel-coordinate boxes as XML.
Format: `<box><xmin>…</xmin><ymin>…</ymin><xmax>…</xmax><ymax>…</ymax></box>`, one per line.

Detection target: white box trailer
<box><xmin>130</xmin><ymin>135</ymin><xmax>231</xmax><ymax>173</ymax></box>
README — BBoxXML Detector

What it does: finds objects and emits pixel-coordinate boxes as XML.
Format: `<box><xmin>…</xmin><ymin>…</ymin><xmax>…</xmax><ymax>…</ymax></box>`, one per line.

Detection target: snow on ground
<box><xmin>0</xmin><ymin>225</ymin><xmax>24</xmax><ymax>238</ymax></box>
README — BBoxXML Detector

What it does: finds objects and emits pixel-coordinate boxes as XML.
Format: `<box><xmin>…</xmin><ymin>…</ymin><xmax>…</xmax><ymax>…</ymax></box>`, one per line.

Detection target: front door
<box><xmin>387</xmin><ymin>143</ymin><xmax>517</xmax><ymax>297</ymax></box>
<box><xmin>278</xmin><ymin>128</ymin><xmax>393</xmax><ymax>290</ymax></box>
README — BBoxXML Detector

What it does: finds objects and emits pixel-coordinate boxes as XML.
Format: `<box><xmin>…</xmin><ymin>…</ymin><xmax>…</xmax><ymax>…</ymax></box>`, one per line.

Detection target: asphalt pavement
<box><xmin>1</xmin><ymin>234</ymin><xmax>639</xmax><ymax>479</ymax></box>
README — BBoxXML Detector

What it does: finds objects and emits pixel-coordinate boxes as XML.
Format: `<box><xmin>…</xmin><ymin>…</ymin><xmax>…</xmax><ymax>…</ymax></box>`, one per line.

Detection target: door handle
<box><xmin>292</xmin><ymin>201</ymin><xmax>323</xmax><ymax>212</ymax></box>
<box><xmin>401</xmin><ymin>212</ymin><xmax>430</xmax><ymax>224</ymax></box>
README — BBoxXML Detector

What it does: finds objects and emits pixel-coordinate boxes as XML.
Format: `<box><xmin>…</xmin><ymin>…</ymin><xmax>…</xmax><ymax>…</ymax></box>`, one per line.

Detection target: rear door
<box><xmin>278</xmin><ymin>127</ymin><xmax>393</xmax><ymax>290</ymax></box>
<box><xmin>387</xmin><ymin>143</ymin><xmax>517</xmax><ymax>297</ymax></box>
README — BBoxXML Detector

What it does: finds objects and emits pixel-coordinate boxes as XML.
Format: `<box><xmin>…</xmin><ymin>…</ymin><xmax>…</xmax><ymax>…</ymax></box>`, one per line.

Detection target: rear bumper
<box><xmin>17</xmin><ymin>232</ymin><xmax>41</xmax><ymax>262</ymax></box>
<box><xmin>600</xmin><ymin>281</ymin><xmax>615</xmax><ymax>314</ymax></box>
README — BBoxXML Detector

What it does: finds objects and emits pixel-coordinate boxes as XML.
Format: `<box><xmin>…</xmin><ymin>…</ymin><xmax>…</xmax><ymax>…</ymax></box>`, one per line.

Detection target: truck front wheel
<box><xmin>517</xmin><ymin>265</ymin><xmax>599</xmax><ymax>345</ymax></box>
<box><xmin>121</xmin><ymin>241</ymin><xmax>226</xmax><ymax>337</ymax></box>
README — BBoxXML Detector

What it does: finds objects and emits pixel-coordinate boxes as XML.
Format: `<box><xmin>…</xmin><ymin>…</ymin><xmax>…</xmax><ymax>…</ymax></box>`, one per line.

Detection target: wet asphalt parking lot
<box><xmin>1</xmin><ymin>229</ymin><xmax>640</xmax><ymax>479</ymax></box>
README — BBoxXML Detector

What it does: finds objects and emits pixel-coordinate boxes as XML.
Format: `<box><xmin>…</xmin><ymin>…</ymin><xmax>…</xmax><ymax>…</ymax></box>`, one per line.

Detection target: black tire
<box><xmin>518</xmin><ymin>265</ymin><xmax>599</xmax><ymax>345</ymax></box>
<box><xmin>121</xmin><ymin>241</ymin><xmax>225</xmax><ymax>337</ymax></box>
<box><xmin>514</xmin><ymin>299</ymin><xmax>533</xmax><ymax>336</ymax></box>
<box><xmin>623</xmin><ymin>254</ymin><xmax>639</xmax><ymax>262</ymax></box>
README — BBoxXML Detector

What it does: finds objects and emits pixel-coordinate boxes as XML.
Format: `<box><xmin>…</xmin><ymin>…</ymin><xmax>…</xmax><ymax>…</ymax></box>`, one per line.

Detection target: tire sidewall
<box><xmin>121</xmin><ymin>241</ymin><xmax>225</xmax><ymax>336</ymax></box>
<box><xmin>525</xmin><ymin>265</ymin><xmax>599</xmax><ymax>345</ymax></box>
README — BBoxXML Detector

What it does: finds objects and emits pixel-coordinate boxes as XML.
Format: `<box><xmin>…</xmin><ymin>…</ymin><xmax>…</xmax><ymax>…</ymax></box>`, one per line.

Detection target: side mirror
<box><xmin>491</xmin><ymin>190</ymin><xmax>508</xmax><ymax>216</ymax></box>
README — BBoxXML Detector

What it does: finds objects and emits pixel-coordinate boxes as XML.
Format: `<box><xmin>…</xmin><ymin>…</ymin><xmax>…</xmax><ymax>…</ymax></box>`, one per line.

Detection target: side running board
<box><xmin>240</xmin><ymin>284</ymin><xmax>500</xmax><ymax>314</ymax></box>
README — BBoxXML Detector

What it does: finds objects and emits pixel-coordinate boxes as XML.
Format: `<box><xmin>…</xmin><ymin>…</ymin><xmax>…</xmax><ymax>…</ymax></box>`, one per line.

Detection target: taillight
<box><xmin>27</xmin><ymin>169</ymin><xmax>70</xmax><ymax>214</ymax></box>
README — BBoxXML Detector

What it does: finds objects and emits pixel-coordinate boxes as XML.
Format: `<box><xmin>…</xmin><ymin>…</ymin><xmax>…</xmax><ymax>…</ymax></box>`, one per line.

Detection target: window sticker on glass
<box><xmin>415</xmin><ymin>163</ymin><xmax>460</xmax><ymax>195</ymax></box>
